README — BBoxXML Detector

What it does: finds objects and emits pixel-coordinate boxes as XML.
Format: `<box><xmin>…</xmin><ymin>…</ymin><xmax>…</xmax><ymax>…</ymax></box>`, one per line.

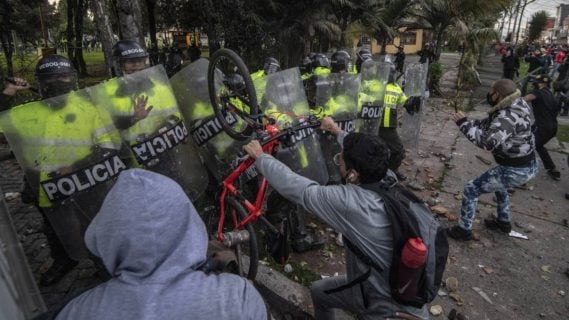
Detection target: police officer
<box><xmin>5</xmin><ymin>55</ymin><xmax>120</xmax><ymax>286</ymax></box>
<box><xmin>355</xmin><ymin>49</ymin><xmax>372</xmax><ymax>73</ymax></box>
<box><xmin>252</xmin><ymin>57</ymin><xmax>281</xmax><ymax>108</ymax></box>
<box><xmin>378</xmin><ymin>65</ymin><xmax>411</xmax><ymax>181</ymax></box>
<box><xmin>312</xmin><ymin>53</ymin><xmax>332</xmax><ymax>76</ymax></box>
<box><xmin>394</xmin><ymin>45</ymin><xmax>406</xmax><ymax>76</ymax></box>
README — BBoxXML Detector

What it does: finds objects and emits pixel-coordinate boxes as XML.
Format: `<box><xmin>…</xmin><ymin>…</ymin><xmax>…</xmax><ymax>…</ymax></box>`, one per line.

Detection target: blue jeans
<box><xmin>459</xmin><ymin>160</ymin><xmax>538</xmax><ymax>230</ymax></box>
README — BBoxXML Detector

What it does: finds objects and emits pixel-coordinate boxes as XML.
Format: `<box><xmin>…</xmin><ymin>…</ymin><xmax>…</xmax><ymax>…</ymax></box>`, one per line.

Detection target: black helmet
<box><xmin>113</xmin><ymin>40</ymin><xmax>149</xmax><ymax>60</ymax></box>
<box><xmin>35</xmin><ymin>55</ymin><xmax>78</xmax><ymax>99</ymax></box>
<box><xmin>356</xmin><ymin>49</ymin><xmax>372</xmax><ymax>73</ymax></box>
<box><xmin>113</xmin><ymin>40</ymin><xmax>149</xmax><ymax>75</ymax></box>
<box><xmin>312</xmin><ymin>53</ymin><xmax>330</xmax><ymax>69</ymax></box>
<box><xmin>264</xmin><ymin>57</ymin><xmax>281</xmax><ymax>75</ymax></box>
<box><xmin>330</xmin><ymin>50</ymin><xmax>351</xmax><ymax>73</ymax></box>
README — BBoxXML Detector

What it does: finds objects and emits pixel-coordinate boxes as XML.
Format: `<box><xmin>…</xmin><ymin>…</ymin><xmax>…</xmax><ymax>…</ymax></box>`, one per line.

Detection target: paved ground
<box><xmin>2</xmin><ymin>52</ymin><xmax>568</xmax><ymax>319</ymax></box>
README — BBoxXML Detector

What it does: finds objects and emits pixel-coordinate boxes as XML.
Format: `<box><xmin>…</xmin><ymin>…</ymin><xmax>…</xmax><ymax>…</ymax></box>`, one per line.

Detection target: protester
<box><xmin>524</xmin><ymin>74</ymin><xmax>561</xmax><ymax>180</ymax></box>
<box><xmin>243</xmin><ymin>117</ymin><xmax>428</xmax><ymax>320</ymax></box>
<box><xmin>54</xmin><ymin>169</ymin><xmax>267</xmax><ymax>320</ymax></box>
<box><xmin>447</xmin><ymin>79</ymin><xmax>538</xmax><ymax>240</ymax></box>
<box><xmin>501</xmin><ymin>46</ymin><xmax>519</xmax><ymax>80</ymax></box>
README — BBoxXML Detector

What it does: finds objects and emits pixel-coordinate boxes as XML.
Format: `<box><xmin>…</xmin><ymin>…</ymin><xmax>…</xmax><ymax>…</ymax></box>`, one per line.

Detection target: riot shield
<box><xmin>315</xmin><ymin>73</ymin><xmax>359</xmax><ymax>183</ymax></box>
<box><xmin>170</xmin><ymin>58</ymin><xmax>247</xmax><ymax>182</ymax></box>
<box><xmin>400</xmin><ymin>62</ymin><xmax>428</xmax><ymax>150</ymax></box>
<box><xmin>0</xmin><ymin>188</ymin><xmax>46</xmax><ymax>320</ymax></box>
<box><xmin>89</xmin><ymin>65</ymin><xmax>208</xmax><ymax>200</ymax></box>
<box><xmin>356</xmin><ymin>60</ymin><xmax>385</xmax><ymax>135</ymax></box>
<box><xmin>0</xmin><ymin>89</ymin><xmax>125</xmax><ymax>259</ymax></box>
<box><xmin>263</xmin><ymin>68</ymin><xmax>328</xmax><ymax>185</ymax></box>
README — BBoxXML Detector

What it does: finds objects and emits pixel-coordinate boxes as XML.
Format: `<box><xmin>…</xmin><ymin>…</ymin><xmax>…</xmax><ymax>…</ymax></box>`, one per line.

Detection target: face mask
<box><xmin>486</xmin><ymin>92</ymin><xmax>498</xmax><ymax>107</ymax></box>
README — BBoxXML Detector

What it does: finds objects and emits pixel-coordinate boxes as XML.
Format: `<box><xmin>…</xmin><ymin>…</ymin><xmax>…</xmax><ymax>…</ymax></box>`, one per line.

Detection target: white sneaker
<box><xmin>336</xmin><ymin>233</ymin><xmax>344</xmax><ymax>247</ymax></box>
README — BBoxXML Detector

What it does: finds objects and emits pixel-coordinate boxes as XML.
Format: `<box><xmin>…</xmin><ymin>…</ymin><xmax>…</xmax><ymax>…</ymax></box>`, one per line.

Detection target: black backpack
<box><xmin>332</xmin><ymin>177</ymin><xmax>449</xmax><ymax>308</ymax></box>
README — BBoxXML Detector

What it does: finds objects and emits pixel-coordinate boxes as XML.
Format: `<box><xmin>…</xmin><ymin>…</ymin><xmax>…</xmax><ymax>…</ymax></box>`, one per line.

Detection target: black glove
<box><xmin>403</xmin><ymin>96</ymin><xmax>422</xmax><ymax>115</ymax></box>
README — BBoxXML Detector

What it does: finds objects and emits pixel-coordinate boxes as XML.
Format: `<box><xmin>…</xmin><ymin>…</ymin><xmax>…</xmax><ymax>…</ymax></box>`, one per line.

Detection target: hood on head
<box><xmin>85</xmin><ymin>169</ymin><xmax>207</xmax><ymax>283</ymax></box>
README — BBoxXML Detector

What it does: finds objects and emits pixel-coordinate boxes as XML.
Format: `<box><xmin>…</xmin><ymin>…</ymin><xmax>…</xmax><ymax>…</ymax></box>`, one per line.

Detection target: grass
<box><xmin>518</xmin><ymin>61</ymin><xmax>529</xmax><ymax>79</ymax></box>
<box><xmin>558</xmin><ymin>124</ymin><xmax>569</xmax><ymax>143</ymax></box>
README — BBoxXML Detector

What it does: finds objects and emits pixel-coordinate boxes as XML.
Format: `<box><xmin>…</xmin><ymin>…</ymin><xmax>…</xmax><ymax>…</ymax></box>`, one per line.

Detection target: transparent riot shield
<box><xmin>0</xmin><ymin>89</ymin><xmax>125</xmax><ymax>260</ymax></box>
<box><xmin>263</xmin><ymin>68</ymin><xmax>328</xmax><ymax>185</ymax></box>
<box><xmin>0</xmin><ymin>188</ymin><xmax>46</xmax><ymax>320</ymax></box>
<box><xmin>89</xmin><ymin>65</ymin><xmax>208</xmax><ymax>200</ymax></box>
<box><xmin>400</xmin><ymin>62</ymin><xmax>428</xmax><ymax>150</ymax></box>
<box><xmin>315</xmin><ymin>73</ymin><xmax>359</xmax><ymax>183</ymax></box>
<box><xmin>356</xmin><ymin>60</ymin><xmax>385</xmax><ymax>135</ymax></box>
<box><xmin>170</xmin><ymin>58</ymin><xmax>247</xmax><ymax>182</ymax></box>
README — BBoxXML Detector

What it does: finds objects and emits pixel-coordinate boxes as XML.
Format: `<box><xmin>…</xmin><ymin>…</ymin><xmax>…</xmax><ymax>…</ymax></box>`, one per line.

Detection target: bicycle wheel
<box><xmin>207</xmin><ymin>48</ymin><xmax>260</xmax><ymax>140</ymax></box>
<box><xmin>205</xmin><ymin>196</ymin><xmax>259</xmax><ymax>280</ymax></box>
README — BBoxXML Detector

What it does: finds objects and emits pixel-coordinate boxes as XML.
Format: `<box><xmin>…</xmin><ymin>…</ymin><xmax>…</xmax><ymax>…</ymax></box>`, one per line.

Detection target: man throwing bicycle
<box><xmin>244</xmin><ymin>117</ymin><xmax>427</xmax><ymax>320</ymax></box>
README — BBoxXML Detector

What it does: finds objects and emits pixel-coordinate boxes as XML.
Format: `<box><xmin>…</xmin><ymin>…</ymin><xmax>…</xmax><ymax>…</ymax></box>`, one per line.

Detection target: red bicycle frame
<box><xmin>215</xmin><ymin>123</ymin><xmax>281</xmax><ymax>242</ymax></box>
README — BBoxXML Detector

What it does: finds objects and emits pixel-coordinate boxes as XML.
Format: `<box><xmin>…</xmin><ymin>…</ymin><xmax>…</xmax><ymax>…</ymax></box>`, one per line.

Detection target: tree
<box><xmin>66</xmin><ymin>0</ymin><xmax>88</xmax><ymax>76</ymax></box>
<box><xmin>92</xmin><ymin>0</ymin><xmax>115</xmax><ymax>76</ymax></box>
<box><xmin>114</xmin><ymin>0</ymin><xmax>145</xmax><ymax>46</ymax></box>
<box><xmin>528</xmin><ymin>10</ymin><xmax>548</xmax><ymax>43</ymax></box>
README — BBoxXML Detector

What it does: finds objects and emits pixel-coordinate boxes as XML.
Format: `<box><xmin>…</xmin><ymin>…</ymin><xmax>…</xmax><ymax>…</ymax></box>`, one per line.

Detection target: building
<box><xmin>351</xmin><ymin>27</ymin><xmax>425</xmax><ymax>56</ymax></box>
<box><xmin>553</xmin><ymin>4</ymin><xmax>569</xmax><ymax>44</ymax></box>
<box><xmin>540</xmin><ymin>17</ymin><xmax>557</xmax><ymax>44</ymax></box>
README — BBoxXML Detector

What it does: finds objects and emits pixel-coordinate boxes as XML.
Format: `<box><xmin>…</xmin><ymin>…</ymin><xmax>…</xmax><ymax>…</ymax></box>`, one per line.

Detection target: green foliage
<box><xmin>528</xmin><ymin>11</ymin><xmax>549</xmax><ymax>43</ymax></box>
<box><xmin>428</xmin><ymin>62</ymin><xmax>443</xmax><ymax>84</ymax></box>
<box><xmin>557</xmin><ymin>125</ymin><xmax>569</xmax><ymax>143</ymax></box>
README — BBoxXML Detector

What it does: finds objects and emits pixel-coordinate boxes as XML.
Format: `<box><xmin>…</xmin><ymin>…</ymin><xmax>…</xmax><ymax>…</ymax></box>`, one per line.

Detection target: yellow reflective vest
<box><xmin>381</xmin><ymin>83</ymin><xmax>407</xmax><ymax>128</ymax></box>
<box><xmin>5</xmin><ymin>92</ymin><xmax>118</xmax><ymax>207</ymax></box>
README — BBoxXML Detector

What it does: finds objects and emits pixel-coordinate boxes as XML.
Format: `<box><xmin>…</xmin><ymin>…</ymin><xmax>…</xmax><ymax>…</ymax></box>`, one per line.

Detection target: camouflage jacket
<box><xmin>458</xmin><ymin>90</ymin><xmax>535</xmax><ymax>166</ymax></box>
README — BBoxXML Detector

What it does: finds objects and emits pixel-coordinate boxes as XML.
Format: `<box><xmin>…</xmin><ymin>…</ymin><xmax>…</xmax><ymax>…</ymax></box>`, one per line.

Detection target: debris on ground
<box><xmin>448</xmin><ymin>309</ymin><xmax>469</xmax><ymax>320</ymax></box>
<box><xmin>475</xmin><ymin>155</ymin><xmax>492</xmax><ymax>165</ymax></box>
<box><xmin>540</xmin><ymin>265</ymin><xmax>551</xmax><ymax>273</ymax></box>
<box><xmin>559</xmin><ymin>290</ymin><xmax>566</xmax><ymax>297</ymax></box>
<box><xmin>406</xmin><ymin>181</ymin><xmax>425</xmax><ymax>191</ymax></box>
<box><xmin>472</xmin><ymin>287</ymin><xmax>493</xmax><ymax>304</ymax></box>
<box><xmin>429</xmin><ymin>304</ymin><xmax>443</xmax><ymax>316</ymax></box>
<box><xmin>508</xmin><ymin>230</ymin><xmax>529</xmax><ymax>240</ymax></box>
<box><xmin>438</xmin><ymin>289</ymin><xmax>448</xmax><ymax>297</ymax></box>
<box><xmin>445</xmin><ymin>277</ymin><xmax>459</xmax><ymax>292</ymax></box>
<box><xmin>449</xmin><ymin>292</ymin><xmax>464</xmax><ymax>305</ymax></box>
<box><xmin>431</xmin><ymin>205</ymin><xmax>449</xmax><ymax>216</ymax></box>
<box><xmin>283</xmin><ymin>264</ymin><xmax>293</xmax><ymax>273</ymax></box>
<box><xmin>4</xmin><ymin>192</ymin><xmax>20</xmax><ymax>202</ymax></box>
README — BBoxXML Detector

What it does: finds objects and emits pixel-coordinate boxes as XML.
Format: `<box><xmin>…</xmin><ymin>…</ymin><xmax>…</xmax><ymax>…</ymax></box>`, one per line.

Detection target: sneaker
<box><xmin>446</xmin><ymin>226</ymin><xmax>473</xmax><ymax>241</ymax></box>
<box><xmin>394</xmin><ymin>171</ymin><xmax>407</xmax><ymax>181</ymax></box>
<box><xmin>291</xmin><ymin>233</ymin><xmax>325</xmax><ymax>253</ymax></box>
<box><xmin>40</xmin><ymin>258</ymin><xmax>78</xmax><ymax>286</ymax></box>
<box><xmin>547</xmin><ymin>169</ymin><xmax>561</xmax><ymax>181</ymax></box>
<box><xmin>484</xmin><ymin>217</ymin><xmax>512</xmax><ymax>233</ymax></box>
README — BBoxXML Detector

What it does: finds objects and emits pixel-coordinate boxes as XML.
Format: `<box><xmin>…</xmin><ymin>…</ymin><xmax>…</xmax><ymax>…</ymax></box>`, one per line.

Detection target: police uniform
<box><xmin>379</xmin><ymin>82</ymin><xmax>408</xmax><ymax>172</ymax></box>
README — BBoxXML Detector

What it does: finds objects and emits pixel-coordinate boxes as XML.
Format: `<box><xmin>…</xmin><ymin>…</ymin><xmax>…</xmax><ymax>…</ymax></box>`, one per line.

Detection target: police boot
<box><xmin>40</xmin><ymin>257</ymin><xmax>78</xmax><ymax>286</ymax></box>
<box><xmin>291</xmin><ymin>232</ymin><xmax>325</xmax><ymax>253</ymax></box>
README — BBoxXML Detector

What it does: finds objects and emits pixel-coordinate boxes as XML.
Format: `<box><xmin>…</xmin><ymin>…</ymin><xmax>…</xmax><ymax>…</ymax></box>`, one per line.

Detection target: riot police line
<box><xmin>0</xmin><ymin>51</ymin><xmax>429</xmax><ymax>315</ymax></box>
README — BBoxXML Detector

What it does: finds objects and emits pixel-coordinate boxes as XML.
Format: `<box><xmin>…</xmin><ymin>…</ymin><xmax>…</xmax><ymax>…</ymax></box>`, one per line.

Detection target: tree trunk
<box><xmin>117</xmin><ymin>0</ymin><xmax>145</xmax><ymax>47</ymax></box>
<box><xmin>0</xmin><ymin>0</ymin><xmax>14</xmax><ymax>76</ymax></box>
<box><xmin>66</xmin><ymin>0</ymin><xmax>75</xmax><ymax>62</ymax></box>
<box><xmin>145</xmin><ymin>0</ymin><xmax>157</xmax><ymax>47</ymax></box>
<box><xmin>92</xmin><ymin>0</ymin><xmax>115</xmax><ymax>77</ymax></box>
<box><xmin>434</xmin><ymin>29</ymin><xmax>444</xmax><ymax>62</ymax></box>
<box><xmin>73</xmin><ymin>0</ymin><xmax>87</xmax><ymax>75</ymax></box>
<box><xmin>515</xmin><ymin>0</ymin><xmax>536</xmax><ymax>45</ymax></box>
<box><xmin>511</xmin><ymin>0</ymin><xmax>521</xmax><ymax>43</ymax></box>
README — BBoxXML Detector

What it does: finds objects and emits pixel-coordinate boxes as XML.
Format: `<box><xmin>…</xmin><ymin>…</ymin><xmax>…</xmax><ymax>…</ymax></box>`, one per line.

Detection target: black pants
<box><xmin>378</xmin><ymin>126</ymin><xmax>405</xmax><ymax>172</ymax></box>
<box><xmin>535</xmin><ymin>127</ymin><xmax>557</xmax><ymax>171</ymax></box>
<box><xmin>503</xmin><ymin>68</ymin><xmax>515</xmax><ymax>80</ymax></box>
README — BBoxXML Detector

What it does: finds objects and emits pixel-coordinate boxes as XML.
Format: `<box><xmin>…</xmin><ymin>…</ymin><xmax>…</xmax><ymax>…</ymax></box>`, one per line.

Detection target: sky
<box><xmin>522</xmin><ymin>0</ymin><xmax>566</xmax><ymax>24</ymax></box>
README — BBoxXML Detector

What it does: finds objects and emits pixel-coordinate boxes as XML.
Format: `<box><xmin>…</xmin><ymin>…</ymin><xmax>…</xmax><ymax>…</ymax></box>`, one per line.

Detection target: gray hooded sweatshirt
<box><xmin>55</xmin><ymin>169</ymin><xmax>266</xmax><ymax>320</ymax></box>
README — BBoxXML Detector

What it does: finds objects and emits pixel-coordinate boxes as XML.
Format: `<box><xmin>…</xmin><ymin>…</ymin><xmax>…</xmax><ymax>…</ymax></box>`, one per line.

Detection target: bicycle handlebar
<box><xmin>259</xmin><ymin>117</ymin><xmax>321</xmax><ymax>146</ymax></box>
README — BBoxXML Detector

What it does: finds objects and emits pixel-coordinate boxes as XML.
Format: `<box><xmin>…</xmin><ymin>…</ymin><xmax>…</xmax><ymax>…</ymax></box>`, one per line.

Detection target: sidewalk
<box><xmin>404</xmin><ymin>54</ymin><xmax>569</xmax><ymax>319</ymax></box>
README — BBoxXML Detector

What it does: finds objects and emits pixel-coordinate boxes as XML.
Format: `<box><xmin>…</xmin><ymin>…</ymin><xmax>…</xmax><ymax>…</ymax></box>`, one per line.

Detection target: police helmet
<box><xmin>356</xmin><ymin>49</ymin><xmax>372</xmax><ymax>73</ymax></box>
<box><xmin>35</xmin><ymin>55</ymin><xmax>78</xmax><ymax>99</ymax></box>
<box><xmin>112</xmin><ymin>40</ymin><xmax>149</xmax><ymax>75</ymax></box>
<box><xmin>312</xmin><ymin>53</ymin><xmax>330</xmax><ymax>69</ymax></box>
<box><xmin>264</xmin><ymin>57</ymin><xmax>281</xmax><ymax>75</ymax></box>
<box><xmin>330</xmin><ymin>50</ymin><xmax>351</xmax><ymax>73</ymax></box>
<box><xmin>223</xmin><ymin>73</ymin><xmax>246</xmax><ymax>93</ymax></box>
<box><xmin>360</xmin><ymin>59</ymin><xmax>377</xmax><ymax>79</ymax></box>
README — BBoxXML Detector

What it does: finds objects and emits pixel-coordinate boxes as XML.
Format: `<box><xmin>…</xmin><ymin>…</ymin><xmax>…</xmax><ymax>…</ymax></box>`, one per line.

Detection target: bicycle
<box><xmin>205</xmin><ymin>48</ymin><xmax>321</xmax><ymax>280</ymax></box>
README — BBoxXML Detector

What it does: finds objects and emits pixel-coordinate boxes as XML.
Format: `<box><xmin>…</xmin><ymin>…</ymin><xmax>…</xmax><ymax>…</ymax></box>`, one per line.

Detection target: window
<box><xmin>401</xmin><ymin>32</ymin><xmax>417</xmax><ymax>45</ymax></box>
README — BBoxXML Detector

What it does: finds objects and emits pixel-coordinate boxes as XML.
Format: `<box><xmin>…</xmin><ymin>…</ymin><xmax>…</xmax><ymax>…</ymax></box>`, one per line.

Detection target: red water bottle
<box><xmin>396</xmin><ymin>237</ymin><xmax>427</xmax><ymax>301</ymax></box>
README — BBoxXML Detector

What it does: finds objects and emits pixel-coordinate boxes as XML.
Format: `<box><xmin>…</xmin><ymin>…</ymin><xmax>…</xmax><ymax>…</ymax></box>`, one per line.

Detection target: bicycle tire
<box><xmin>205</xmin><ymin>196</ymin><xmax>259</xmax><ymax>280</ymax></box>
<box><xmin>207</xmin><ymin>48</ymin><xmax>259</xmax><ymax>141</ymax></box>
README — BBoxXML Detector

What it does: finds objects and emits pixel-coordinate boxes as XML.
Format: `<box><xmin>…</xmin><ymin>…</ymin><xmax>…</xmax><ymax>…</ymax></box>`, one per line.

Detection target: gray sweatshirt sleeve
<box><xmin>255</xmin><ymin>153</ymin><xmax>352</xmax><ymax>235</ymax></box>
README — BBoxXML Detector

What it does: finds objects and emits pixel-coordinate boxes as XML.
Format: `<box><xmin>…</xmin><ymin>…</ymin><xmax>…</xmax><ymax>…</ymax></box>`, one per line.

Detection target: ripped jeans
<box><xmin>459</xmin><ymin>159</ymin><xmax>539</xmax><ymax>230</ymax></box>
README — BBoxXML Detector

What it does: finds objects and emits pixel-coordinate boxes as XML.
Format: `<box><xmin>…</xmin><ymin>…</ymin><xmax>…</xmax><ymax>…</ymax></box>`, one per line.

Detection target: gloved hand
<box><xmin>403</xmin><ymin>96</ymin><xmax>422</xmax><ymax>115</ymax></box>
